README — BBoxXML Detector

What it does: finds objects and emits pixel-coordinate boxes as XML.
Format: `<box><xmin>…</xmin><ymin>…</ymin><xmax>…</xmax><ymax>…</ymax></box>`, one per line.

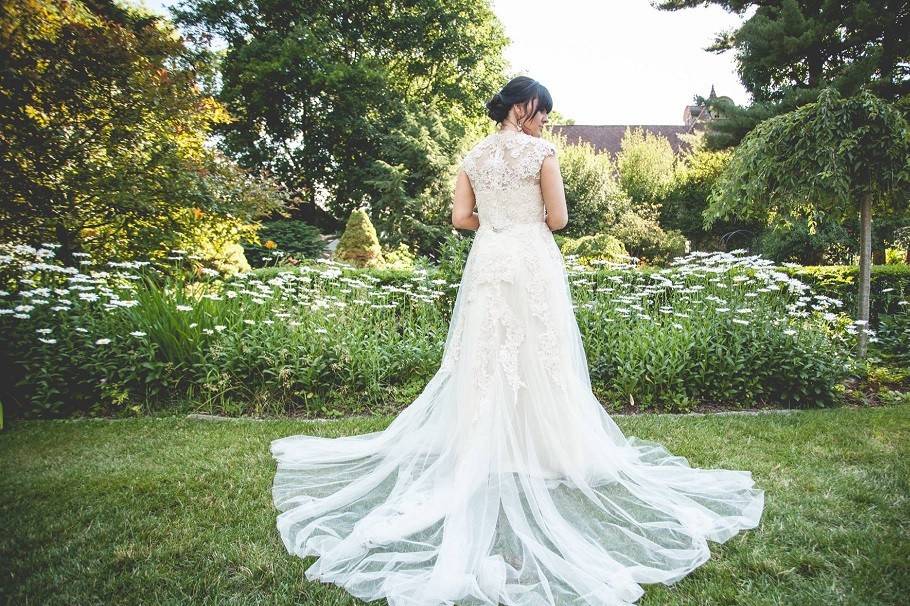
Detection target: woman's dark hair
<box><xmin>485</xmin><ymin>76</ymin><xmax>553</xmax><ymax>124</ymax></box>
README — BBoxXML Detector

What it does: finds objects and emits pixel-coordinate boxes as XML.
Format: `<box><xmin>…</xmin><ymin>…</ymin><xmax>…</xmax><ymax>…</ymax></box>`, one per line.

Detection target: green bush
<box><xmin>379</xmin><ymin>242</ymin><xmax>418</xmax><ymax>270</ymax></box>
<box><xmin>244</xmin><ymin>220</ymin><xmax>326</xmax><ymax>267</ymax></box>
<box><xmin>549</xmin><ymin>133</ymin><xmax>627</xmax><ymax>237</ymax></box>
<box><xmin>558</xmin><ymin>233</ymin><xmax>630</xmax><ymax>267</ymax></box>
<box><xmin>780</xmin><ymin>264</ymin><xmax>910</xmax><ymax>323</ymax></box>
<box><xmin>2</xmin><ymin>243</ymin><xmax>877</xmax><ymax>418</ymax></box>
<box><xmin>432</xmin><ymin>230</ymin><xmax>473</xmax><ymax>287</ymax></box>
<box><xmin>334</xmin><ymin>209</ymin><xmax>385</xmax><ymax>268</ymax></box>
<box><xmin>753</xmin><ymin>215</ymin><xmax>855</xmax><ymax>265</ymax></box>
<box><xmin>574</xmin><ymin>255</ymin><xmax>858</xmax><ymax>411</ymax></box>
<box><xmin>609</xmin><ymin>211</ymin><xmax>689</xmax><ymax>266</ymax></box>
<box><xmin>877</xmin><ymin>310</ymin><xmax>910</xmax><ymax>365</ymax></box>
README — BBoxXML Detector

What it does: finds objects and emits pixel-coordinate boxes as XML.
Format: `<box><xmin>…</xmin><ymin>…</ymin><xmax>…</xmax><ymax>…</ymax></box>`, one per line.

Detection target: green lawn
<box><xmin>1</xmin><ymin>404</ymin><xmax>908</xmax><ymax>605</ymax></box>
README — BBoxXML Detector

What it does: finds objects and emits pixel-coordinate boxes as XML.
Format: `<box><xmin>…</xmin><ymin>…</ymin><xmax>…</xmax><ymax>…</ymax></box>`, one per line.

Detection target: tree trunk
<box><xmin>856</xmin><ymin>192</ymin><xmax>873</xmax><ymax>358</ymax></box>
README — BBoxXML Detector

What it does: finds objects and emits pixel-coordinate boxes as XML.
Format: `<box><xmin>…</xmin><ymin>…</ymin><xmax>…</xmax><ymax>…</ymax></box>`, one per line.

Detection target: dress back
<box><xmin>461</xmin><ymin>129</ymin><xmax>557</xmax><ymax>231</ymax></box>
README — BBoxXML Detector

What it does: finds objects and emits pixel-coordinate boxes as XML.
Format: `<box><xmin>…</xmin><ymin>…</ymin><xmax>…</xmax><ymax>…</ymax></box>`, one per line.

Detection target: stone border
<box><xmin>185</xmin><ymin>408</ymin><xmax>809</xmax><ymax>423</ymax></box>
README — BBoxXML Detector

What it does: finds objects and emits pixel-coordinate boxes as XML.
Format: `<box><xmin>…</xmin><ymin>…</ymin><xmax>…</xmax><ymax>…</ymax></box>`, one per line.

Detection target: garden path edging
<box><xmin>185</xmin><ymin>408</ymin><xmax>806</xmax><ymax>423</ymax></box>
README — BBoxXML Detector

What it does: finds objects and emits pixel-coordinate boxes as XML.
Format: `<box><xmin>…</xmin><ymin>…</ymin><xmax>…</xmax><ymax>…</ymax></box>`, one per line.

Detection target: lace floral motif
<box><xmin>467</xmin><ymin>241</ymin><xmax>528</xmax><ymax>424</ymax></box>
<box><xmin>461</xmin><ymin>131</ymin><xmax>556</xmax><ymax>231</ymax></box>
<box><xmin>523</xmin><ymin>246</ymin><xmax>567</xmax><ymax>395</ymax></box>
<box><xmin>462</xmin><ymin>130</ymin><xmax>556</xmax><ymax>192</ymax></box>
<box><xmin>439</xmin><ymin>312</ymin><xmax>464</xmax><ymax>373</ymax></box>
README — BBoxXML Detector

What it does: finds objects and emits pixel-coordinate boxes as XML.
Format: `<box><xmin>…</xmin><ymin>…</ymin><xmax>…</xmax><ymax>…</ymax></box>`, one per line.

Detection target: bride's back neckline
<box><xmin>491</xmin><ymin>128</ymin><xmax>537</xmax><ymax>141</ymax></box>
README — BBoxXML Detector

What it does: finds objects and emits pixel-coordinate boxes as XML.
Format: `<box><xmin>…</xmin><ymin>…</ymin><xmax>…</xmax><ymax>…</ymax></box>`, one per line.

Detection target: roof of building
<box><xmin>546</xmin><ymin>124</ymin><xmax>694</xmax><ymax>156</ymax></box>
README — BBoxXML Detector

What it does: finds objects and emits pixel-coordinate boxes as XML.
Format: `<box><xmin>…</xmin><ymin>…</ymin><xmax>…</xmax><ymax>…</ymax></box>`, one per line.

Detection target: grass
<box><xmin>1</xmin><ymin>404</ymin><xmax>908</xmax><ymax>605</ymax></box>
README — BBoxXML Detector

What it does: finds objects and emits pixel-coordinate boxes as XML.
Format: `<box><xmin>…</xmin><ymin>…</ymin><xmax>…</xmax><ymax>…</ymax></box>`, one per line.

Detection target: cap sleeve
<box><xmin>460</xmin><ymin>152</ymin><xmax>476</xmax><ymax>186</ymax></box>
<box><xmin>526</xmin><ymin>139</ymin><xmax>557</xmax><ymax>181</ymax></box>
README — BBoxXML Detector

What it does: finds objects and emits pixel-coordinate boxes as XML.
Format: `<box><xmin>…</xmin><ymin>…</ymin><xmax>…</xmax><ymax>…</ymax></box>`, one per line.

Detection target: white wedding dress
<box><xmin>270</xmin><ymin>128</ymin><xmax>765</xmax><ymax>606</ymax></box>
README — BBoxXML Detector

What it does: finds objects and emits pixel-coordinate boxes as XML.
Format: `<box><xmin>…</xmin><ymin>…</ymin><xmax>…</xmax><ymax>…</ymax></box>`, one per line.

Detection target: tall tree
<box><xmin>704</xmin><ymin>87</ymin><xmax>910</xmax><ymax>357</ymax></box>
<box><xmin>653</xmin><ymin>0</ymin><xmax>910</xmax><ymax>148</ymax></box>
<box><xmin>173</xmin><ymin>0</ymin><xmax>509</xmax><ymax>250</ymax></box>
<box><xmin>0</xmin><ymin>0</ymin><xmax>285</xmax><ymax>265</ymax></box>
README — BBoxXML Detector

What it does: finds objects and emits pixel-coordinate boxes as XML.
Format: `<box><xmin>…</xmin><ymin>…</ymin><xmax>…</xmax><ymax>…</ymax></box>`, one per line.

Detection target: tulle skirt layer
<box><xmin>271</xmin><ymin>220</ymin><xmax>764</xmax><ymax>606</ymax></box>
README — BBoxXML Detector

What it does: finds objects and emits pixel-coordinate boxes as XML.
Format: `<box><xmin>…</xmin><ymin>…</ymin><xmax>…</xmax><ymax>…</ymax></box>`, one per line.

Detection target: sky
<box><xmin>140</xmin><ymin>0</ymin><xmax>756</xmax><ymax>125</ymax></box>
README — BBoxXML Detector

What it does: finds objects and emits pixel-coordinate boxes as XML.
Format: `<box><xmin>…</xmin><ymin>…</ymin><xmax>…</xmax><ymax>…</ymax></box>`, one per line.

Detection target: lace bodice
<box><xmin>460</xmin><ymin>129</ymin><xmax>557</xmax><ymax>230</ymax></box>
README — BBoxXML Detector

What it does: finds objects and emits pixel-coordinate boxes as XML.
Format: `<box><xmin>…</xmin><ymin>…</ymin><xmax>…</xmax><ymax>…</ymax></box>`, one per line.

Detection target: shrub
<box><xmin>550</xmin><ymin>133</ymin><xmax>627</xmax><ymax>237</ymax></box>
<box><xmin>244</xmin><ymin>220</ymin><xmax>326</xmax><ymax>267</ymax></box>
<box><xmin>609</xmin><ymin>211</ymin><xmax>689</xmax><ymax>266</ymax></box>
<box><xmin>334</xmin><ymin>209</ymin><xmax>384</xmax><ymax>268</ymax></box>
<box><xmin>380</xmin><ymin>242</ymin><xmax>418</xmax><ymax>270</ymax></box>
<box><xmin>575</xmin><ymin>251</ymin><xmax>859</xmax><ymax>411</ymax></box>
<box><xmin>780</xmin><ymin>263</ymin><xmax>910</xmax><ymax>323</ymax></box>
<box><xmin>1</xmin><ymin>243</ymin><xmax>877</xmax><ymax>419</ymax></box>
<box><xmin>558</xmin><ymin>233</ymin><xmax>630</xmax><ymax>267</ymax></box>
<box><xmin>877</xmin><ymin>309</ymin><xmax>910</xmax><ymax>365</ymax></box>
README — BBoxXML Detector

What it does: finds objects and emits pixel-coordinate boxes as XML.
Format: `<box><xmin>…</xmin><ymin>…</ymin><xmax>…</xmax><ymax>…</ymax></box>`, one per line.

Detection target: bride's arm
<box><xmin>541</xmin><ymin>155</ymin><xmax>567</xmax><ymax>231</ymax></box>
<box><xmin>452</xmin><ymin>169</ymin><xmax>480</xmax><ymax>231</ymax></box>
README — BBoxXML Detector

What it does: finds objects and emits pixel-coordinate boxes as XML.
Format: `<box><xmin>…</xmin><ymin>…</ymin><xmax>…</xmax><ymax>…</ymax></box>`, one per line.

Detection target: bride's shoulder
<box><xmin>532</xmin><ymin>135</ymin><xmax>557</xmax><ymax>155</ymax></box>
<box><xmin>513</xmin><ymin>132</ymin><xmax>557</xmax><ymax>157</ymax></box>
<box><xmin>463</xmin><ymin>132</ymin><xmax>555</xmax><ymax>163</ymax></box>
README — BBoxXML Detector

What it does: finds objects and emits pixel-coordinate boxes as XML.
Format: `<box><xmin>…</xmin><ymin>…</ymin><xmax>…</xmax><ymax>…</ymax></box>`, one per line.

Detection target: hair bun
<box><xmin>484</xmin><ymin>76</ymin><xmax>551</xmax><ymax>124</ymax></box>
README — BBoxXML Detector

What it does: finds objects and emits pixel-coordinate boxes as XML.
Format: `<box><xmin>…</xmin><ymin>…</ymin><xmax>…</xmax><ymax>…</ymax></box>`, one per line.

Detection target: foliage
<box><xmin>661</xmin><ymin>131</ymin><xmax>757</xmax><ymax>251</ymax></box>
<box><xmin>576</xmin><ymin>252</ymin><xmax>862</xmax><ymax>410</ymax></box>
<box><xmin>173</xmin><ymin>0</ymin><xmax>509</xmax><ymax>241</ymax></box>
<box><xmin>3</xmin><ymin>243</ymin><xmax>891</xmax><ymax>419</ymax></box>
<box><xmin>780</xmin><ymin>263</ymin><xmax>910</xmax><ymax>325</ymax></box>
<box><xmin>379</xmin><ymin>242</ymin><xmax>419</xmax><ymax>271</ymax></box>
<box><xmin>654</xmin><ymin>0</ymin><xmax>910</xmax><ymax>149</ymax></box>
<box><xmin>885</xmin><ymin>247</ymin><xmax>908</xmax><ymax>265</ymax></box>
<box><xmin>705</xmin><ymin>87</ymin><xmax>910</xmax><ymax>356</ymax></box>
<box><xmin>363</xmin><ymin>105</ymin><xmax>465</xmax><ymax>254</ymax></box>
<box><xmin>609</xmin><ymin>212</ymin><xmax>689</xmax><ymax>266</ymax></box>
<box><xmin>558</xmin><ymin>234</ymin><xmax>630</xmax><ymax>268</ymax></box>
<box><xmin>432</xmin><ymin>230</ymin><xmax>474</xmax><ymax>287</ymax></box>
<box><xmin>614</xmin><ymin>127</ymin><xmax>676</xmax><ymax>222</ymax></box>
<box><xmin>0</xmin><ymin>0</ymin><xmax>287</xmax><ymax>265</ymax></box>
<box><xmin>334</xmin><ymin>209</ymin><xmax>385</xmax><ymax>269</ymax></box>
<box><xmin>753</xmin><ymin>213</ymin><xmax>855</xmax><ymax>265</ymax></box>
<box><xmin>877</xmin><ymin>310</ymin><xmax>910</xmax><ymax>365</ymax></box>
<box><xmin>243</xmin><ymin>220</ymin><xmax>326</xmax><ymax>268</ymax></box>
<box><xmin>548</xmin><ymin>132</ymin><xmax>627</xmax><ymax>237</ymax></box>
<box><xmin>704</xmin><ymin>87</ymin><xmax>910</xmax><ymax>231</ymax></box>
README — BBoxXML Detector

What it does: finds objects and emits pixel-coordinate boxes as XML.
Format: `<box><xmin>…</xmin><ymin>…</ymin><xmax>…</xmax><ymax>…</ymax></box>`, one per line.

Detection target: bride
<box><xmin>270</xmin><ymin>76</ymin><xmax>765</xmax><ymax>606</ymax></box>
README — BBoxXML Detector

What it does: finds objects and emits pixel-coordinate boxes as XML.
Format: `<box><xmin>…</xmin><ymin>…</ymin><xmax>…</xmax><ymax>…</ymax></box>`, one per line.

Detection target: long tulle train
<box><xmin>271</xmin><ymin>221</ymin><xmax>764</xmax><ymax>606</ymax></box>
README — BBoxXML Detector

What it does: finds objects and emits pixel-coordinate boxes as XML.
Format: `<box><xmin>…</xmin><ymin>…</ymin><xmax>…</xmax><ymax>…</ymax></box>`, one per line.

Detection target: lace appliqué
<box><xmin>471</xmin><ymin>289</ymin><xmax>526</xmax><ymax>424</ymax></box>
<box><xmin>440</xmin><ymin>310</ymin><xmax>464</xmax><ymax>373</ymax></box>
<box><xmin>523</xmin><ymin>247</ymin><xmax>568</xmax><ymax>396</ymax></box>
<box><xmin>439</xmin><ymin>225</ymin><xmax>569</xmax><ymax>424</ymax></box>
<box><xmin>461</xmin><ymin>133</ymin><xmax>556</xmax><ymax>194</ymax></box>
<box><xmin>461</xmin><ymin>133</ymin><xmax>556</xmax><ymax>231</ymax></box>
<box><xmin>445</xmin><ymin>236</ymin><xmax>529</xmax><ymax>424</ymax></box>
